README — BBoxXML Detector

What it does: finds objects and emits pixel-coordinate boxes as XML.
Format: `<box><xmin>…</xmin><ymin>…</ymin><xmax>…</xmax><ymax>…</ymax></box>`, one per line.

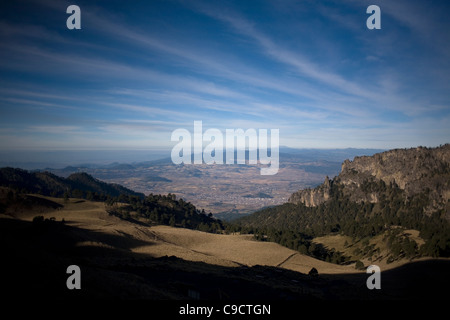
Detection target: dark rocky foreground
<box><xmin>1</xmin><ymin>217</ymin><xmax>449</xmax><ymax>301</ymax></box>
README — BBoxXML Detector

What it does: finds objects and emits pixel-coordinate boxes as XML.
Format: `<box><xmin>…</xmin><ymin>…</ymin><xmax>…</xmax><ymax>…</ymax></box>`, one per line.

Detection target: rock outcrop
<box><xmin>288</xmin><ymin>176</ymin><xmax>333</xmax><ymax>207</ymax></box>
<box><xmin>289</xmin><ymin>144</ymin><xmax>450</xmax><ymax>218</ymax></box>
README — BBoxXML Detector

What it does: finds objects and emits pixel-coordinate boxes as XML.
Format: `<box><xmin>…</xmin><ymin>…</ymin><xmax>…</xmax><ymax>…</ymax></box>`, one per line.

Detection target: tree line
<box><xmin>0</xmin><ymin>167</ymin><xmax>224</xmax><ymax>234</ymax></box>
<box><xmin>232</xmin><ymin>178</ymin><xmax>450</xmax><ymax>261</ymax></box>
<box><xmin>105</xmin><ymin>193</ymin><xmax>224</xmax><ymax>233</ymax></box>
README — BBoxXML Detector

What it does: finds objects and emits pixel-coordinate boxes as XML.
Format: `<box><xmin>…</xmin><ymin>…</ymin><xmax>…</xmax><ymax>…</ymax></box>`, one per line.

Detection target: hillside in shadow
<box><xmin>1</xmin><ymin>216</ymin><xmax>448</xmax><ymax>300</ymax></box>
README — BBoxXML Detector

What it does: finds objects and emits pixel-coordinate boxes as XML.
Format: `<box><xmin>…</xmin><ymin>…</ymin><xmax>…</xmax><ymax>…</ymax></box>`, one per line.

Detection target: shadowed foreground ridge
<box><xmin>1</xmin><ymin>145</ymin><xmax>449</xmax><ymax>300</ymax></box>
<box><xmin>1</xmin><ymin>216</ymin><xmax>449</xmax><ymax>300</ymax></box>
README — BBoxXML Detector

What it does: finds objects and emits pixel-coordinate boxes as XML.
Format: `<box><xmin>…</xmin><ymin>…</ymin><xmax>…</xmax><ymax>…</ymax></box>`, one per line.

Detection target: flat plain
<box><xmin>48</xmin><ymin>153</ymin><xmax>345</xmax><ymax>219</ymax></box>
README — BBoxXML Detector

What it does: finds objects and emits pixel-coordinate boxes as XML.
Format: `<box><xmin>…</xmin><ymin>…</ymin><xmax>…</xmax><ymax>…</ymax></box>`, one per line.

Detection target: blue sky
<box><xmin>0</xmin><ymin>0</ymin><xmax>449</xmax><ymax>154</ymax></box>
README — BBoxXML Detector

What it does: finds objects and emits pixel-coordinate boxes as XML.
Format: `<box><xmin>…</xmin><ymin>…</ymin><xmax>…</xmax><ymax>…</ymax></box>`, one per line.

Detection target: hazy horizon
<box><xmin>0</xmin><ymin>146</ymin><xmax>390</xmax><ymax>170</ymax></box>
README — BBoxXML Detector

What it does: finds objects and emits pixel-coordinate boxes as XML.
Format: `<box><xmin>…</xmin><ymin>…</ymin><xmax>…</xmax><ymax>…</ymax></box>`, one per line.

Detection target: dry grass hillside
<box><xmin>1</xmin><ymin>194</ymin><xmax>449</xmax><ymax>300</ymax></box>
<box><xmin>11</xmin><ymin>195</ymin><xmax>355</xmax><ymax>275</ymax></box>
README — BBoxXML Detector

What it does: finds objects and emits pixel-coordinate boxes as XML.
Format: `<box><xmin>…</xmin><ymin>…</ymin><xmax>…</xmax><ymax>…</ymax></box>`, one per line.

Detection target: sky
<box><xmin>0</xmin><ymin>0</ymin><xmax>449</xmax><ymax>158</ymax></box>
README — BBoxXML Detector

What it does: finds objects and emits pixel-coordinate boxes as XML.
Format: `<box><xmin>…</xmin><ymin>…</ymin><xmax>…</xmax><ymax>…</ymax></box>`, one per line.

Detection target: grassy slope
<box><xmin>312</xmin><ymin>231</ymin><xmax>427</xmax><ymax>271</ymax></box>
<box><xmin>2</xmin><ymin>195</ymin><xmax>449</xmax><ymax>300</ymax></box>
<box><xmin>12</xmin><ymin>195</ymin><xmax>354</xmax><ymax>275</ymax></box>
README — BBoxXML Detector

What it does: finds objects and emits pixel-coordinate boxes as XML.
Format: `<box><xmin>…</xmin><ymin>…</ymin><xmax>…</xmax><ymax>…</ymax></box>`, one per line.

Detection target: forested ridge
<box><xmin>0</xmin><ymin>167</ymin><xmax>143</xmax><ymax>200</ymax></box>
<box><xmin>0</xmin><ymin>167</ymin><xmax>223</xmax><ymax>233</ymax></box>
<box><xmin>105</xmin><ymin>193</ymin><xmax>224</xmax><ymax>233</ymax></box>
<box><xmin>233</xmin><ymin>146</ymin><xmax>450</xmax><ymax>263</ymax></box>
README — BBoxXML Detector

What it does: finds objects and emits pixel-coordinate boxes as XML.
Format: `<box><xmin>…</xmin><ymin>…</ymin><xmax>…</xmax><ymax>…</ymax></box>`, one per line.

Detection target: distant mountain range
<box><xmin>0</xmin><ymin>147</ymin><xmax>386</xmax><ymax>171</ymax></box>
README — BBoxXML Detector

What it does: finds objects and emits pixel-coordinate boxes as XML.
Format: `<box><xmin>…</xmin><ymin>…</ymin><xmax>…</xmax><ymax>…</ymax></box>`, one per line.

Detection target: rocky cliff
<box><xmin>288</xmin><ymin>175</ymin><xmax>333</xmax><ymax>207</ymax></box>
<box><xmin>289</xmin><ymin>144</ymin><xmax>450</xmax><ymax>218</ymax></box>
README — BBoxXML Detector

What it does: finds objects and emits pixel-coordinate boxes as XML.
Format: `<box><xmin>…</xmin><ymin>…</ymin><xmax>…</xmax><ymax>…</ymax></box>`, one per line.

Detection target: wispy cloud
<box><xmin>0</xmin><ymin>0</ymin><xmax>448</xmax><ymax>152</ymax></box>
<box><xmin>193</xmin><ymin>4</ymin><xmax>377</xmax><ymax>99</ymax></box>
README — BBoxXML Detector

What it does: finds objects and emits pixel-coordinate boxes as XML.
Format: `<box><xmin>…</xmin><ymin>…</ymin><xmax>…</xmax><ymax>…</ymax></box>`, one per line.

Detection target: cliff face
<box><xmin>289</xmin><ymin>144</ymin><xmax>450</xmax><ymax>218</ymax></box>
<box><xmin>288</xmin><ymin>176</ymin><xmax>333</xmax><ymax>207</ymax></box>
